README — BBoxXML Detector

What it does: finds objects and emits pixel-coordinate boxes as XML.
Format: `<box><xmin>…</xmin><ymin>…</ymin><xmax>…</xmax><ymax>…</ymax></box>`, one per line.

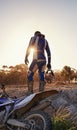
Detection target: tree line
<box><xmin>0</xmin><ymin>64</ymin><xmax>77</xmax><ymax>85</ymax></box>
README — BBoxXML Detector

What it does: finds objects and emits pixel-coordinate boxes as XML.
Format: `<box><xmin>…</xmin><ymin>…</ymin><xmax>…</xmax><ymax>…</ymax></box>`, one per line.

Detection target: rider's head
<box><xmin>41</xmin><ymin>34</ymin><xmax>45</xmax><ymax>38</ymax></box>
<box><xmin>34</xmin><ymin>31</ymin><xmax>41</xmax><ymax>36</ymax></box>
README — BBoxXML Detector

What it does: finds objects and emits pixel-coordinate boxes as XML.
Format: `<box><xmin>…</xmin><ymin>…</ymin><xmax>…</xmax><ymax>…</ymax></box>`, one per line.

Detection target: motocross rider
<box><xmin>25</xmin><ymin>31</ymin><xmax>51</xmax><ymax>95</ymax></box>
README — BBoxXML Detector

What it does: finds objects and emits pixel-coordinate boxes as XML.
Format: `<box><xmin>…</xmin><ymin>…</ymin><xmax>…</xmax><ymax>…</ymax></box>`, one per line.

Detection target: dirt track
<box><xmin>2</xmin><ymin>82</ymin><xmax>77</xmax><ymax>98</ymax></box>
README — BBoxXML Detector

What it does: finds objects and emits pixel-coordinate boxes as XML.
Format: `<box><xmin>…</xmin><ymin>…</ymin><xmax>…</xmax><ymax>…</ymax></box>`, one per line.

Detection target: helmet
<box><xmin>45</xmin><ymin>69</ymin><xmax>54</xmax><ymax>84</ymax></box>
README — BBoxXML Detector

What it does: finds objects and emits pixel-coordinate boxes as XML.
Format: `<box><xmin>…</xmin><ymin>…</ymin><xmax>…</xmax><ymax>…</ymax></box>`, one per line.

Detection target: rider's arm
<box><xmin>25</xmin><ymin>37</ymin><xmax>32</xmax><ymax>58</ymax></box>
<box><xmin>25</xmin><ymin>37</ymin><xmax>36</xmax><ymax>64</ymax></box>
<box><xmin>45</xmin><ymin>40</ymin><xmax>51</xmax><ymax>69</ymax></box>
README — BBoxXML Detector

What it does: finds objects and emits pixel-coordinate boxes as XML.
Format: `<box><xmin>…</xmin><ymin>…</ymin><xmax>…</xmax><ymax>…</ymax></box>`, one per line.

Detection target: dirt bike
<box><xmin>0</xmin><ymin>83</ymin><xmax>58</xmax><ymax>130</ymax></box>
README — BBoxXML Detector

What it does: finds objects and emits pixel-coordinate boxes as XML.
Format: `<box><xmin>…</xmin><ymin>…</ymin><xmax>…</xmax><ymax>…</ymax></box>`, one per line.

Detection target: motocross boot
<box><xmin>39</xmin><ymin>81</ymin><xmax>46</xmax><ymax>92</ymax></box>
<box><xmin>27</xmin><ymin>80</ymin><xmax>33</xmax><ymax>95</ymax></box>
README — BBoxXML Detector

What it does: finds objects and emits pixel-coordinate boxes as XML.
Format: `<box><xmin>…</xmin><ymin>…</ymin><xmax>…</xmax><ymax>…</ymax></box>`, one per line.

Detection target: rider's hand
<box><xmin>51</xmin><ymin>70</ymin><xmax>54</xmax><ymax>76</ymax></box>
<box><xmin>25</xmin><ymin>58</ymin><xmax>29</xmax><ymax>65</ymax></box>
<box><xmin>47</xmin><ymin>63</ymin><xmax>51</xmax><ymax>69</ymax></box>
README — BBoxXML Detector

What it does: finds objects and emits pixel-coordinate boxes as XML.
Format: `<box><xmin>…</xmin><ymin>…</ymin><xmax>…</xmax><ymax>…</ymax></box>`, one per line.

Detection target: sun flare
<box><xmin>28</xmin><ymin>48</ymin><xmax>35</xmax><ymax>65</ymax></box>
<box><xmin>30</xmin><ymin>48</ymin><xmax>34</xmax><ymax>53</ymax></box>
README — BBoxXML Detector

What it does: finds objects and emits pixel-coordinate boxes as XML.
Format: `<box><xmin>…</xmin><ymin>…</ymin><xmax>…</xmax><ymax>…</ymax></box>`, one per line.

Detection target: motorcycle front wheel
<box><xmin>21</xmin><ymin>110</ymin><xmax>52</xmax><ymax>130</ymax></box>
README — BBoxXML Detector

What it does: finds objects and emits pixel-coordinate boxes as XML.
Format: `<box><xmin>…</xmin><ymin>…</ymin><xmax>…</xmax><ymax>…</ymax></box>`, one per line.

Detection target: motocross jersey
<box><xmin>26</xmin><ymin>35</ymin><xmax>51</xmax><ymax>63</ymax></box>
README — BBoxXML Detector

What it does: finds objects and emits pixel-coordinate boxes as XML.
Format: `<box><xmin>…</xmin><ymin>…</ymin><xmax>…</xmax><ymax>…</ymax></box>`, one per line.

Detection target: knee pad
<box><xmin>28</xmin><ymin>71</ymin><xmax>34</xmax><ymax>81</ymax></box>
<box><xmin>39</xmin><ymin>71</ymin><xmax>45</xmax><ymax>81</ymax></box>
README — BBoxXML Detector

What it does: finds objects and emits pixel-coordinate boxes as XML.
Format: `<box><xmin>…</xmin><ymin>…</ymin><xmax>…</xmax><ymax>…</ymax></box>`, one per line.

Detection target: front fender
<box><xmin>14</xmin><ymin>90</ymin><xmax>58</xmax><ymax>116</ymax></box>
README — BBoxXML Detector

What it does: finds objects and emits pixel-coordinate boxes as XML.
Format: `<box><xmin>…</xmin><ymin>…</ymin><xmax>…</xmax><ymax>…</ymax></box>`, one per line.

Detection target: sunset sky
<box><xmin>0</xmin><ymin>0</ymin><xmax>77</xmax><ymax>70</ymax></box>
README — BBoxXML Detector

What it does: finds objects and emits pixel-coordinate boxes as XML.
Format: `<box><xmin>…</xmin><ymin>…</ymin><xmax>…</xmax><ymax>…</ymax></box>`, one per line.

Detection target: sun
<box><xmin>28</xmin><ymin>48</ymin><xmax>34</xmax><ymax>65</ymax></box>
<box><xmin>30</xmin><ymin>48</ymin><xmax>34</xmax><ymax>53</ymax></box>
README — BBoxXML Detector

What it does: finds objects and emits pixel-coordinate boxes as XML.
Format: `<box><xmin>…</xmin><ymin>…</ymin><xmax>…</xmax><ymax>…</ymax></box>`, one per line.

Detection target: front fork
<box><xmin>0</xmin><ymin>105</ymin><xmax>12</xmax><ymax>129</ymax></box>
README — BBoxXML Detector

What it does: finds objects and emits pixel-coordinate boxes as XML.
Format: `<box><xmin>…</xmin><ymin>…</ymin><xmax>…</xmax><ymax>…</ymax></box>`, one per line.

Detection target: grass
<box><xmin>52</xmin><ymin>105</ymin><xmax>77</xmax><ymax>130</ymax></box>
